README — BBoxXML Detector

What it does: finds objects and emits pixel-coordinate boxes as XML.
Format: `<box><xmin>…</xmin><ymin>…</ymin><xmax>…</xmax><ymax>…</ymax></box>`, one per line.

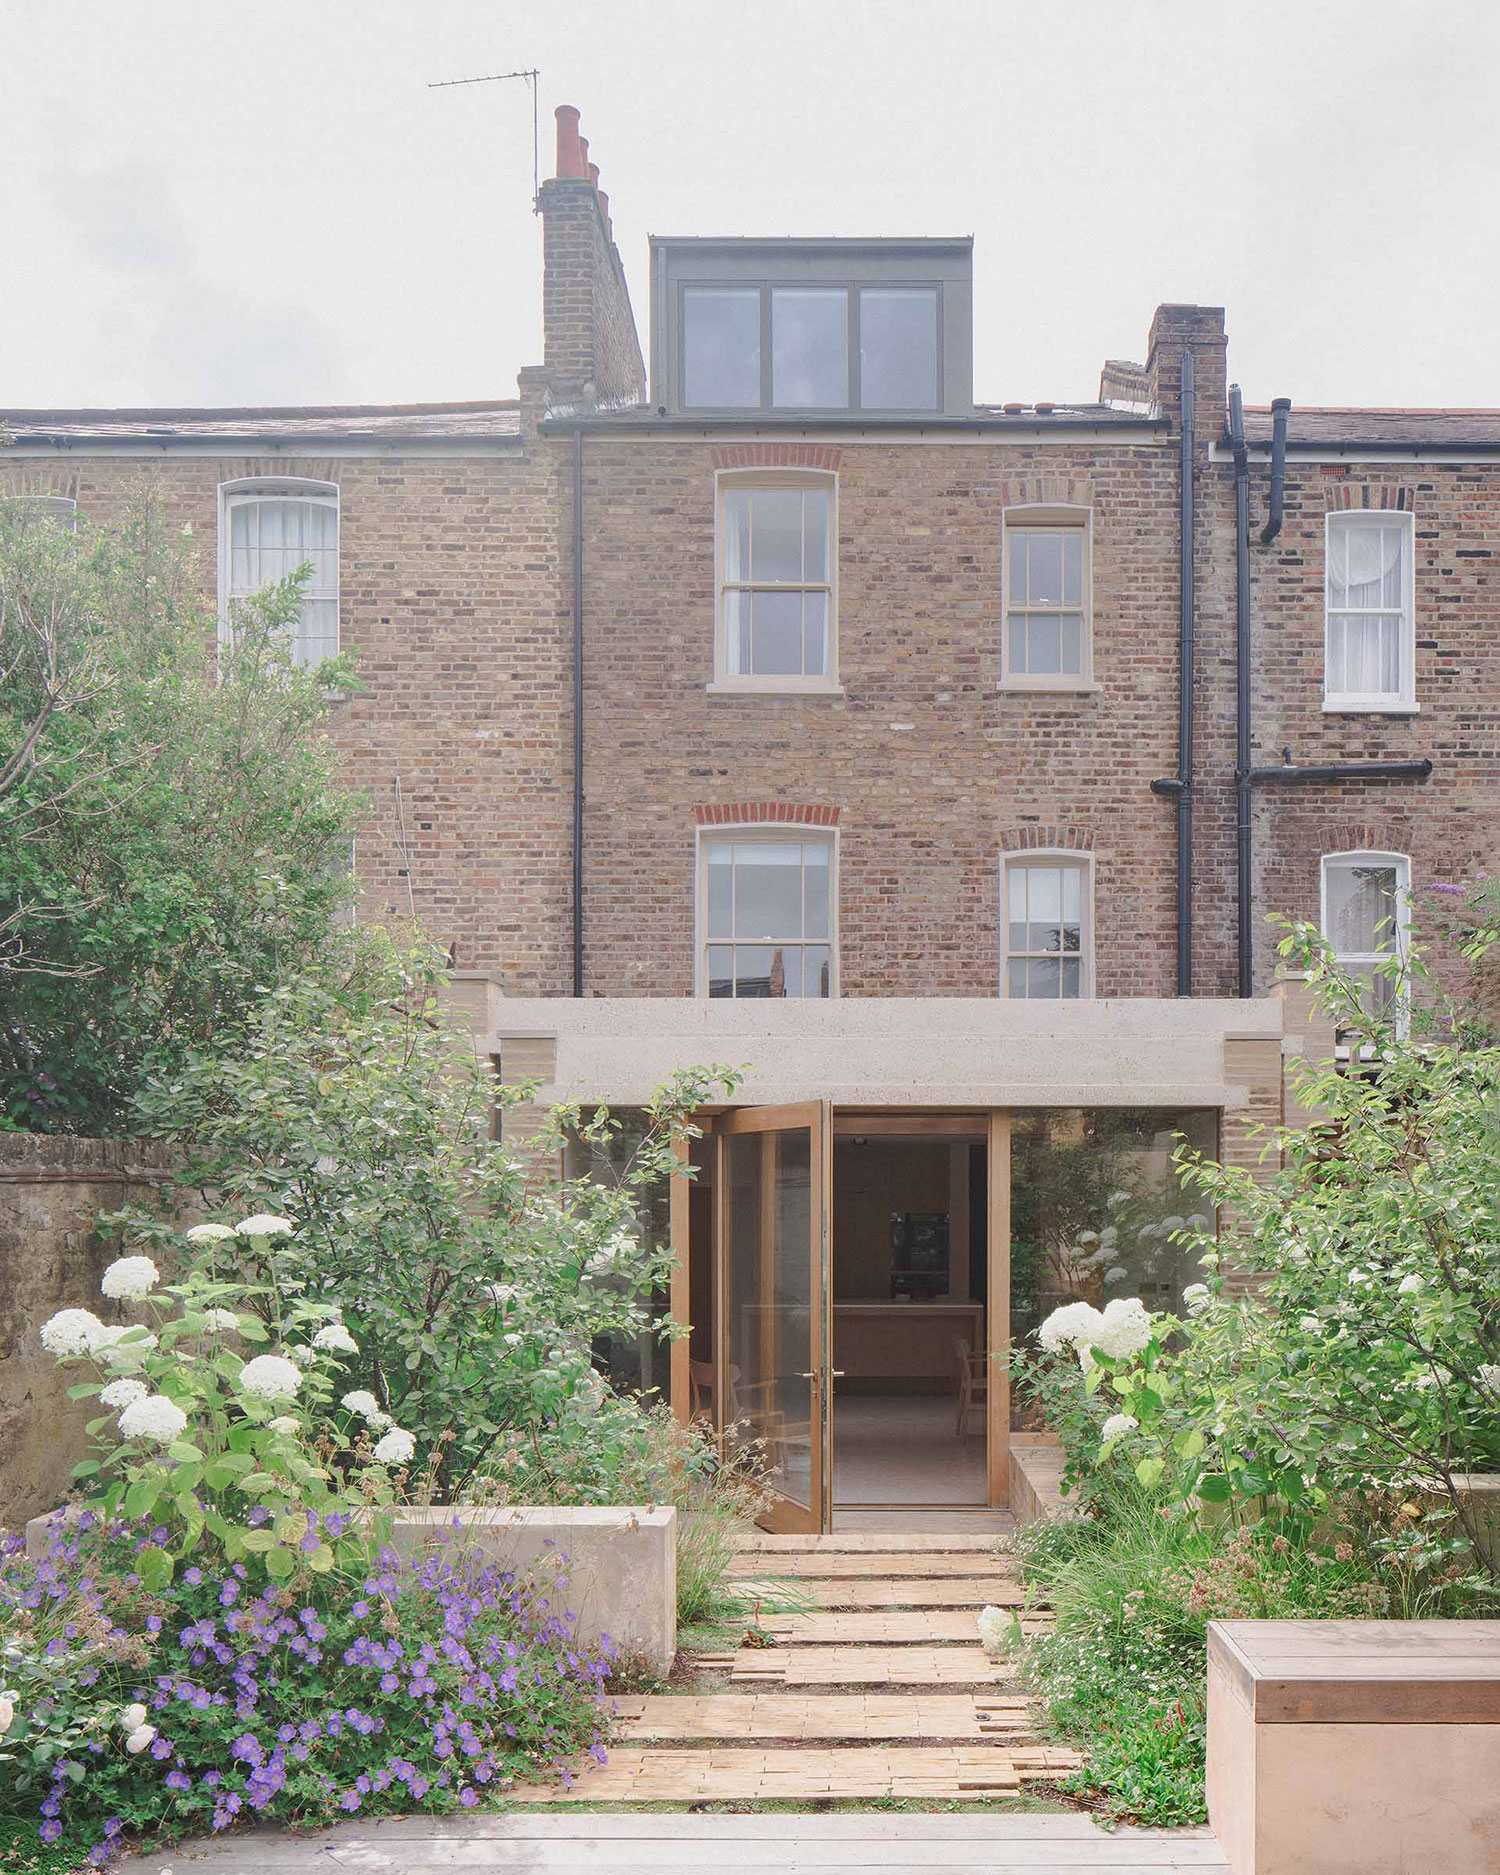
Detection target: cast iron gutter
<box><xmin>536</xmin><ymin>411</ymin><xmax>1167</xmax><ymax>436</ymax></box>
<box><xmin>1258</xmin><ymin>398</ymin><xmax>1290</xmax><ymax>545</ymax></box>
<box><xmin>1228</xmin><ymin>386</ymin><xmax>1254</xmax><ymax>997</ymax></box>
<box><xmin>1250</xmin><ymin>758</ymin><xmax>1434</xmax><ymax>786</ymax></box>
<box><xmin>571</xmin><ymin>428</ymin><xmax>585</xmax><ymax>998</ymax></box>
<box><xmin>1149</xmin><ymin>350</ymin><xmax>1197</xmax><ymax>996</ymax></box>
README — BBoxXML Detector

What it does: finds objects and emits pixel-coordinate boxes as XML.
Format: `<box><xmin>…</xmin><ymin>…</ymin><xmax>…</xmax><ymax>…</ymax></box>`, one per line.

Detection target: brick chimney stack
<box><xmin>1146</xmin><ymin>304</ymin><xmax>1227</xmax><ymax>446</ymax></box>
<box><xmin>533</xmin><ymin>106</ymin><xmax>645</xmax><ymax>411</ymax></box>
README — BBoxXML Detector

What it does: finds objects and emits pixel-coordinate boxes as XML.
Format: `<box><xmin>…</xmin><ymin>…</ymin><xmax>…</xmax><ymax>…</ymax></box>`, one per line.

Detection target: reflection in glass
<box><xmin>703</xmin><ymin>839</ymin><xmax>834</xmax><ymax>998</ymax></box>
<box><xmin>725</xmin><ymin>1128</ymin><xmax>815</xmax><ymax>1508</ymax></box>
<box><xmin>1009</xmin><ymin>1109</ymin><xmax>1219</xmax><ymax>1427</ymax></box>
<box><xmin>1006</xmin><ymin>863</ymin><xmax>1084</xmax><ymax>997</ymax></box>
<box><xmin>859</xmin><ymin>287</ymin><xmax>938</xmax><ymax>409</ymax></box>
<box><xmin>721</xmin><ymin>484</ymin><xmax>833</xmax><ymax>679</ymax></box>
<box><xmin>684</xmin><ymin>288</ymin><xmax>761</xmax><ymax>407</ymax></box>
<box><xmin>772</xmin><ymin>289</ymin><xmax>849</xmax><ymax>408</ymax></box>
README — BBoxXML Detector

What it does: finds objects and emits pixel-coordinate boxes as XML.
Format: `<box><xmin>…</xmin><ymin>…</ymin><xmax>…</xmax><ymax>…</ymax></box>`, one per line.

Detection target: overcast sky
<box><xmin>4</xmin><ymin>0</ymin><xmax>1497</xmax><ymax>413</ymax></box>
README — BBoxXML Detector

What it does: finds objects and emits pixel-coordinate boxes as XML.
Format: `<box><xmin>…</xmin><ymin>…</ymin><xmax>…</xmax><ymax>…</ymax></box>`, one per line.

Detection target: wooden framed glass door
<box><xmin>715</xmin><ymin>1102</ymin><xmax>830</xmax><ymax>1534</ymax></box>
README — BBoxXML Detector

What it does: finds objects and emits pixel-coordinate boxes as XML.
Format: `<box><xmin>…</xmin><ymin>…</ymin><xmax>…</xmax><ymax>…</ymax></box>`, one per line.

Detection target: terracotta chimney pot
<box><xmin>555</xmin><ymin>105</ymin><xmax>586</xmax><ymax>179</ymax></box>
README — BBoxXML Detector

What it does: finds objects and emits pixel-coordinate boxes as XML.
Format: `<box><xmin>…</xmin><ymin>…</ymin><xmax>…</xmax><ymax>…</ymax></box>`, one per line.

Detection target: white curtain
<box><xmin>229</xmin><ymin>496</ymin><xmax>338</xmax><ymax>666</ymax></box>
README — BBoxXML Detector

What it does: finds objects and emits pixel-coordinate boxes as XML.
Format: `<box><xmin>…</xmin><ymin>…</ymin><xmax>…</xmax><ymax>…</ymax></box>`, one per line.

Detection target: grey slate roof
<box><xmin>1240</xmin><ymin>406</ymin><xmax>1500</xmax><ymax>448</ymax></box>
<box><xmin>1</xmin><ymin>401</ymin><xmax>522</xmax><ymax>443</ymax></box>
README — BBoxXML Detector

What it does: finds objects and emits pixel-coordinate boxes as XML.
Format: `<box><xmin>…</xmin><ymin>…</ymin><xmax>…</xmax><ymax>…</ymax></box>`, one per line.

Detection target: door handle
<box><xmin>829</xmin><ymin>1370</ymin><xmax>846</xmax><ymax>1378</ymax></box>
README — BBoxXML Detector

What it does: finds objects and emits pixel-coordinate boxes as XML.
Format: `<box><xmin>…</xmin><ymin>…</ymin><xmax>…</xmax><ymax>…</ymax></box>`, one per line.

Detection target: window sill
<box><xmin>1322</xmin><ymin>700</ymin><xmax>1420</xmax><ymax>716</ymax></box>
<box><xmin>995</xmin><ymin>680</ymin><xmax>1103</xmax><ymax>696</ymax></box>
<box><xmin>705</xmin><ymin>680</ymin><xmax>846</xmax><ymax>698</ymax></box>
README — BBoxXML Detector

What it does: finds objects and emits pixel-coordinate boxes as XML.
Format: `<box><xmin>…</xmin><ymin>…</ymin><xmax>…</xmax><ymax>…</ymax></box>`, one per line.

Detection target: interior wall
<box><xmin>832</xmin><ymin>1139</ymin><xmax>965</xmax><ymax>1298</ymax></box>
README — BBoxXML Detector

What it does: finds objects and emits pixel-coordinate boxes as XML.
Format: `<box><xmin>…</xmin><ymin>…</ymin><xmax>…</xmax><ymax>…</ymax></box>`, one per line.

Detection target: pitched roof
<box><xmin>1240</xmin><ymin>405</ymin><xmax>1500</xmax><ymax>448</ymax></box>
<box><xmin>0</xmin><ymin>401</ymin><xmax>521</xmax><ymax>443</ymax></box>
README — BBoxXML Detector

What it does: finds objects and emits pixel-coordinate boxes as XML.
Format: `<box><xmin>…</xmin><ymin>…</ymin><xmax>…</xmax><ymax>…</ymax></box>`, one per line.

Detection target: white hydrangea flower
<box><xmin>373</xmin><ymin>1427</ymin><xmax>416</xmax><ymax>1465</ymax></box>
<box><xmin>1397</xmin><ymin>1273</ymin><xmax>1424</xmax><ymax>1297</ymax></box>
<box><xmin>0</xmin><ymin>1694</ymin><xmax>14</xmax><ymax>1736</ymax></box>
<box><xmin>268</xmin><ymin>1415</ymin><xmax>299</xmax><ymax>1434</ymax></box>
<box><xmin>119</xmin><ymin>1704</ymin><xmax>148</xmax><ymax>1732</ymax></box>
<box><xmin>237</xmin><ymin>1354</ymin><xmax>302</xmax><ymax>1401</ymax></box>
<box><xmin>184</xmin><ymin>1222</ymin><xmax>237</xmax><ymax>1244</ymax></box>
<box><xmin>1037</xmin><ymin>1301</ymin><xmax>1106</xmax><ymax>1355</ymax></box>
<box><xmin>484</xmin><ymin>1282</ymin><xmax>517</xmax><ymax>1307</ymax></box>
<box><xmin>1299</xmin><ymin>1315</ymin><xmax>1322</xmax><ymax>1334</ymax></box>
<box><xmin>1076</xmin><ymin>1230</ymin><xmax>1099</xmax><ymax>1245</ymax></box>
<box><xmin>1098</xmin><ymin>1225</ymin><xmax>1118</xmax><ymax>1249</ymax></box>
<box><xmin>235</xmin><ymin>1214</ymin><xmax>293</xmax><ymax>1238</ymax></box>
<box><xmin>1092</xmin><ymin>1297</ymin><xmax>1153</xmax><ymax>1360</ymax></box>
<box><xmin>124</xmin><ymin>1723</ymin><xmax>157</xmax><ymax>1754</ymax></box>
<box><xmin>1475</xmin><ymin>1364</ymin><xmax>1500</xmax><ymax>1399</ymax></box>
<box><xmin>1182</xmin><ymin>1283</ymin><xmax>1211</xmax><ymax>1315</ymax></box>
<box><xmin>1185</xmin><ymin>1213</ymin><xmax>1211</xmax><ymax>1231</ymax></box>
<box><xmin>100</xmin><ymin>1255</ymin><xmax>160</xmax><ymax>1301</ymax></box>
<box><xmin>1101</xmin><ymin>1413</ymin><xmax>1139</xmax><ymax>1441</ymax></box>
<box><xmin>1161</xmin><ymin>1215</ymin><xmax>1185</xmax><ymax>1233</ymax></box>
<box><xmin>99</xmin><ymin>1379</ymin><xmax>149</xmax><ymax>1410</ymax></box>
<box><xmin>341</xmin><ymin>1389</ymin><xmax>393</xmax><ymax>1428</ymax></box>
<box><xmin>118</xmin><ymin>1395</ymin><xmax>189</xmax><ymax>1445</ymax></box>
<box><xmin>1107</xmin><ymin>1190</ymin><xmax>1131</xmax><ymax>1208</ymax></box>
<box><xmin>976</xmin><ymin>1605</ymin><xmax>1012</xmax><ymax>1657</ymax></box>
<box><xmin>287</xmin><ymin>1343</ymin><xmax>320</xmax><ymax>1367</ymax></box>
<box><xmin>200</xmin><ymin>1309</ymin><xmax>241</xmax><ymax>1333</ymax></box>
<box><xmin>1104</xmin><ymin>1265</ymin><xmax>1130</xmax><ymax>1286</ymax></box>
<box><xmin>312</xmin><ymin>1323</ymin><xmax>359</xmax><ymax>1354</ymax></box>
<box><xmin>39</xmin><ymin>1309</ymin><xmax>107</xmax><ymax>1358</ymax></box>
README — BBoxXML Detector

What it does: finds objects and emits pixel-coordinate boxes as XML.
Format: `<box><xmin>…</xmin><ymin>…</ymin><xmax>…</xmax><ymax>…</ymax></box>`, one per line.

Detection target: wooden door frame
<box><xmin>987</xmin><ymin>1109</ymin><xmax>1012</xmax><ymax>1509</ymax></box>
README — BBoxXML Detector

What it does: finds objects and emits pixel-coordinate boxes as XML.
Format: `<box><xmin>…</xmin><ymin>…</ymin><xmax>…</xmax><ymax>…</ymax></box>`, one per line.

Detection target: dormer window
<box><xmin>680</xmin><ymin>283</ymin><xmax>939</xmax><ymax>413</ymax></box>
<box><xmin>655</xmin><ymin>239</ymin><xmax>971</xmax><ymax>418</ymax></box>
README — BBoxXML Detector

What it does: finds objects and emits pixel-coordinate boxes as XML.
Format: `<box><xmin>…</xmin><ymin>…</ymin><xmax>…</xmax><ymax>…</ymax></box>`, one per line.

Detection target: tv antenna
<box><xmin>427</xmin><ymin>66</ymin><xmax>540</xmax><ymax>209</ymax></box>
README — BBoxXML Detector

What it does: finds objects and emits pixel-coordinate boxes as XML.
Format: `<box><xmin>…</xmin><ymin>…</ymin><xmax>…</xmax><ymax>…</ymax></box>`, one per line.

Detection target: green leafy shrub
<box><xmin>113</xmin><ymin>942</ymin><xmax>737</xmax><ymax>1504</ymax></box>
<box><xmin>36</xmin><ymin>1223</ymin><xmax>419</xmax><ymax>1587</ymax></box>
<box><xmin>0</xmin><ymin>499</ymin><xmax>360</xmax><ymax>1133</ymax></box>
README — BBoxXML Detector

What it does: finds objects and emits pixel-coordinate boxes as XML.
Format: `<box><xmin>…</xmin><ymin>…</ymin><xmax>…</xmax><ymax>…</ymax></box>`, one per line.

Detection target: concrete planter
<box><xmin>1454</xmin><ymin>1474</ymin><xmax>1500</xmax><ymax>1574</ymax></box>
<box><xmin>27</xmin><ymin>1502</ymin><xmax>679</xmax><ymax>1678</ymax></box>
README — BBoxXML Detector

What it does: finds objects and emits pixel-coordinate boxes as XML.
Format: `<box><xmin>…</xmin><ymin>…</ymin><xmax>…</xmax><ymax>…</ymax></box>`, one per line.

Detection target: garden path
<box><xmin>510</xmin><ymin>1531</ymin><xmax>1082</xmax><ymax>1803</ymax></box>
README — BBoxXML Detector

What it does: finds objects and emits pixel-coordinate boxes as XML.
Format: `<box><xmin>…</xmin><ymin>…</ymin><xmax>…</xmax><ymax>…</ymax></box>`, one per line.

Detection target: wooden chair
<box><xmin>954</xmin><ymin>1335</ymin><xmax>987</xmax><ymax>1438</ymax></box>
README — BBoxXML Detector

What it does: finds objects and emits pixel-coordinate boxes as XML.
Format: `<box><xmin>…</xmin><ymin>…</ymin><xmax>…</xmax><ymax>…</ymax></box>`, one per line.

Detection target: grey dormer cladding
<box><xmin>649</xmin><ymin>237</ymin><xmax>974</xmax><ymax>419</ymax></box>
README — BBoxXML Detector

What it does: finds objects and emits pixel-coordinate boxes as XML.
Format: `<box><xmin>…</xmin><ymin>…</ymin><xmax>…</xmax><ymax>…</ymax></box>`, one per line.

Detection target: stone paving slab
<box><xmin>767</xmin><ymin>1606</ymin><xmax>1024</xmax><ymax>1642</ymax></box>
<box><xmin>734</xmin><ymin>1574</ymin><xmax>1031</xmax><ymax>1607</ymax></box>
<box><xmin>730</xmin><ymin>1550</ymin><xmax>1011</xmax><ymax>1578</ymax></box>
<box><xmin>616</xmin><ymin>1692</ymin><xmax>1037</xmax><ymax>1740</ymax></box>
<box><xmin>510</xmin><ymin>1743</ymin><xmax>1084</xmax><ymax>1802</ymax></box>
<box><xmin>688</xmin><ymin>1643</ymin><xmax>1019</xmax><ymax>1685</ymax></box>
<box><xmin>739</xmin><ymin>1532</ymin><xmax>1009</xmax><ymax>1553</ymax></box>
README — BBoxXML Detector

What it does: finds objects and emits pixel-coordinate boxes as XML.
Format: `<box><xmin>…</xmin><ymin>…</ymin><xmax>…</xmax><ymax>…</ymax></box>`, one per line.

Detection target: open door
<box><xmin>716</xmin><ymin>1103</ymin><xmax>830</xmax><ymax>1534</ymax></box>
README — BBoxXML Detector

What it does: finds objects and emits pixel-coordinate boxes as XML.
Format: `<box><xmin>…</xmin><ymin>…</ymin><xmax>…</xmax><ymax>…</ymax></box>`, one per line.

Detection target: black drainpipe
<box><xmin>571</xmin><ymin>428</ymin><xmax>585</xmax><ymax>998</ymax></box>
<box><xmin>1149</xmin><ymin>351</ymin><xmax>1196</xmax><ymax>996</ymax></box>
<box><xmin>1228</xmin><ymin>387</ymin><xmax>1253</xmax><ymax>997</ymax></box>
<box><xmin>1259</xmin><ymin>397</ymin><xmax>1290</xmax><ymax>546</ymax></box>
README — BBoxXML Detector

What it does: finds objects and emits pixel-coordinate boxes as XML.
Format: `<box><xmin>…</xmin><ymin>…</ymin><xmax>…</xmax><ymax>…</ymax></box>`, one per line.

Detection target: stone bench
<box><xmin>1206</xmin><ymin>1618</ymin><xmax>1500</xmax><ymax>1875</ymax></box>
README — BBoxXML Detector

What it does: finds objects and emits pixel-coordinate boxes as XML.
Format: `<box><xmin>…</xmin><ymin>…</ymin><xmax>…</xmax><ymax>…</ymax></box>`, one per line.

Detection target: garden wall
<box><xmin>0</xmin><ymin>1135</ymin><xmax>177</xmax><ymax>1529</ymax></box>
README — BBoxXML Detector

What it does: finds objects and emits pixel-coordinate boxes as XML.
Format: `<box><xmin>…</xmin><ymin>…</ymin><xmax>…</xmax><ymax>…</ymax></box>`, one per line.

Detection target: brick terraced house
<box><xmin>5</xmin><ymin>108</ymin><xmax>1495</xmax><ymax>1530</ymax></box>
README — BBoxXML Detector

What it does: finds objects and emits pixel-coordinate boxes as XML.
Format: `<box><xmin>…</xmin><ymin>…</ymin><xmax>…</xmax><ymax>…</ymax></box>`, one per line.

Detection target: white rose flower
<box><xmin>200</xmin><ymin>1309</ymin><xmax>241</xmax><ymax>1332</ymax></box>
<box><xmin>1037</xmin><ymin>1301</ymin><xmax>1106</xmax><ymax>1355</ymax></box>
<box><xmin>124</xmin><ymin>1724</ymin><xmax>157</xmax><ymax>1754</ymax></box>
<box><xmin>100</xmin><ymin>1378</ymin><xmax>149</xmax><ymax>1411</ymax></box>
<box><xmin>373</xmin><ymin>1428</ymin><xmax>416</xmax><ymax>1465</ymax></box>
<box><xmin>1299</xmin><ymin>1315</ymin><xmax>1322</xmax><ymax>1334</ymax></box>
<box><xmin>268</xmin><ymin>1415</ymin><xmax>299</xmax><ymax>1434</ymax></box>
<box><xmin>1101</xmin><ymin>1413</ymin><xmax>1139</xmax><ymax>1441</ymax></box>
<box><xmin>1182</xmin><ymin>1283</ymin><xmax>1211</xmax><ymax>1315</ymax></box>
<box><xmin>101</xmin><ymin>1255</ymin><xmax>161</xmax><ymax>1301</ymax></box>
<box><xmin>39</xmin><ymin>1308</ymin><xmax>108</xmax><ymax>1358</ymax></box>
<box><xmin>119</xmin><ymin>1703</ymin><xmax>148</xmax><ymax>1732</ymax></box>
<box><xmin>118</xmin><ymin>1395</ymin><xmax>189</xmax><ymax>1445</ymax></box>
<box><xmin>312</xmin><ymin>1323</ymin><xmax>359</xmax><ymax>1354</ymax></box>
<box><xmin>1397</xmin><ymin>1273</ymin><xmax>1424</xmax><ymax>1297</ymax></box>
<box><xmin>237</xmin><ymin>1354</ymin><xmax>302</xmax><ymax>1401</ymax></box>
<box><xmin>235</xmin><ymin>1214</ymin><xmax>293</xmax><ymax>1238</ymax></box>
<box><xmin>184</xmin><ymin>1222</ymin><xmax>237</xmax><ymax>1244</ymax></box>
<box><xmin>1092</xmin><ymin>1298</ymin><xmax>1153</xmax><ymax>1360</ymax></box>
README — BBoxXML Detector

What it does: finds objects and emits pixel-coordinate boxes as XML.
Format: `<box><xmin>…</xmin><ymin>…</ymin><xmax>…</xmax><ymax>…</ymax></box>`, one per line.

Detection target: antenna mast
<box><xmin>427</xmin><ymin>66</ymin><xmax>541</xmax><ymax>208</ymax></box>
